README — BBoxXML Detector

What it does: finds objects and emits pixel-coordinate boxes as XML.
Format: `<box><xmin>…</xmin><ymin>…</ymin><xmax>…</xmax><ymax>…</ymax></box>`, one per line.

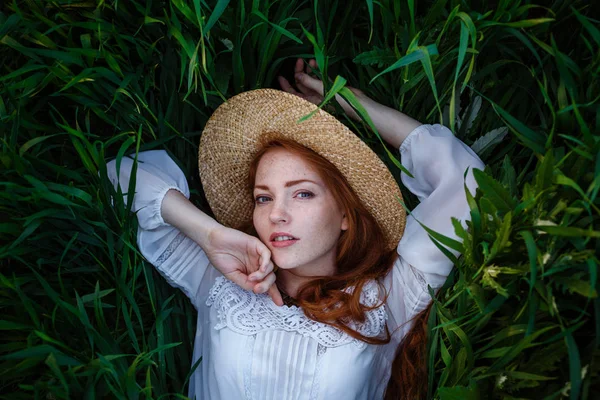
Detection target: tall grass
<box><xmin>1</xmin><ymin>0</ymin><xmax>598</xmax><ymax>398</ymax></box>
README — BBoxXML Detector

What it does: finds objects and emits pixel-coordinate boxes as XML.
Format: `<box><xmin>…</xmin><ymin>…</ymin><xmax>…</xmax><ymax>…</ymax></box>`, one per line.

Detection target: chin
<box><xmin>272</xmin><ymin>258</ymin><xmax>296</xmax><ymax>270</ymax></box>
<box><xmin>271</xmin><ymin>253</ymin><xmax>302</xmax><ymax>271</ymax></box>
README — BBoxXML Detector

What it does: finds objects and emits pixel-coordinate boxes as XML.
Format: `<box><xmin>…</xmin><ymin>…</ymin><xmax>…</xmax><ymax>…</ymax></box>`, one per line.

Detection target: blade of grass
<box><xmin>369</xmin><ymin>43</ymin><xmax>439</xmax><ymax>84</ymax></box>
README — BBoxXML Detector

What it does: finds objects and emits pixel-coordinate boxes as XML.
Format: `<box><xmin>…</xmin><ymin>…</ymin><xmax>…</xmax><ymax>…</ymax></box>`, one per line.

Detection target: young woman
<box><xmin>107</xmin><ymin>59</ymin><xmax>484</xmax><ymax>399</ymax></box>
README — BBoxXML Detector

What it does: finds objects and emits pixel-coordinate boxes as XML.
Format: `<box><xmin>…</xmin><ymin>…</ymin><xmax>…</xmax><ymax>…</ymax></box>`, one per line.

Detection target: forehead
<box><xmin>254</xmin><ymin>148</ymin><xmax>320</xmax><ymax>182</ymax></box>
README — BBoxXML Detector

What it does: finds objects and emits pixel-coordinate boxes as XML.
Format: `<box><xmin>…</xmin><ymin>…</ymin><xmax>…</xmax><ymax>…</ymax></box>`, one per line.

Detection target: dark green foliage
<box><xmin>0</xmin><ymin>0</ymin><xmax>598</xmax><ymax>398</ymax></box>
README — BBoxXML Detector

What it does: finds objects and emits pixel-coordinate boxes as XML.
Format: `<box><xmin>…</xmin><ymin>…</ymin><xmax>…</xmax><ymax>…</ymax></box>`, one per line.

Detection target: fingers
<box><xmin>278</xmin><ymin>76</ymin><xmax>299</xmax><ymax>95</ymax></box>
<box><xmin>300</xmin><ymin>58</ymin><xmax>317</xmax><ymax>77</ymax></box>
<box><xmin>248</xmin><ymin>241</ymin><xmax>273</xmax><ymax>280</ymax></box>
<box><xmin>295</xmin><ymin>58</ymin><xmax>321</xmax><ymax>96</ymax></box>
<box><xmin>252</xmin><ymin>272</ymin><xmax>283</xmax><ymax>307</ymax></box>
<box><xmin>251</xmin><ymin>242</ymin><xmax>283</xmax><ymax>306</ymax></box>
<box><xmin>294</xmin><ymin>58</ymin><xmax>304</xmax><ymax>75</ymax></box>
<box><xmin>249</xmin><ymin>259</ymin><xmax>274</xmax><ymax>282</ymax></box>
<box><xmin>277</xmin><ymin>58</ymin><xmax>324</xmax><ymax>102</ymax></box>
<box><xmin>308</xmin><ymin>59</ymin><xmax>317</xmax><ymax>75</ymax></box>
<box><xmin>280</xmin><ymin>58</ymin><xmax>309</xmax><ymax>94</ymax></box>
<box><xmin>226</xmin><ymin>270</ymin><xmax>283</xmax><ymax>306</ymax></box>
<box><xmin>294</xmin><ymin>73</ymin><xmax>324</xmax><ymax>97</ymax></box>
<box><xmin>258</xmin><ymin>243</ymin><xmax>272</xmax><ymax>272</ymax></box>
<box><xmin>279</xmin><ymin>75</ymin><xmax>313</xmax><ymax>102</ymax></box>
<box><xmin>252</xmin><ymin>271</ymin><xmax>276</xmax><ymax>294</ymax></box>
<box><xmin>294</xmin><ymin>73</ymin><xmax>315</xmax><ymax>96</ymax></box>
<box><xmin>226</xmin><ymin>270</ymin><xmax>256</xmax><ymax>292</ymax></box>
<box><xmin>267</xmin><ymin>283</ymin><xmax>284</xmax><ymax>307</ymax></box>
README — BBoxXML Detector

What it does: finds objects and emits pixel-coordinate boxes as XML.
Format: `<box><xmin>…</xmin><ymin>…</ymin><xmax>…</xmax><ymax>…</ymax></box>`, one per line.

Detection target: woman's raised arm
<box><xmin>107</xmin><ymin>150</ymin><xmax>282</xmax><ymax>308</ymax></box>
<box><xmin>396</xmin><ymin>124</ymin><xmax>485</xmax><ymax>280</ymax></box>
<box><xmin>278</xmin><ymin>58</ymin><xmax>422</xmax><ymax>148</ymax></box>
<box><xmin>107</xmin><ymin>150</ymin><xmax>212</xmax><ymax>308</ymax></box>
<box><xmin>385</xmin><ymin>124</ymin><xmax>485</xmax><ymax>330</ymax></box>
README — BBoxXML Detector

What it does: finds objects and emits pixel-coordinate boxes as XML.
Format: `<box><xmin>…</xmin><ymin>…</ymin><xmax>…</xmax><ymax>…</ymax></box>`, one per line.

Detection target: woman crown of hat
<box><xmin>107</xmin><ymin>58</ymin><xmax>485</xmax><ymax>399</ymax></box>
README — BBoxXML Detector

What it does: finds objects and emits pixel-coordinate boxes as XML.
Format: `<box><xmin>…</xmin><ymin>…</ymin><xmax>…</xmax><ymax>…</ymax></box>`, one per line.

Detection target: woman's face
<box><xmin>252</xmin><ymin>148</ymin><xmax>348</xmax><ymax>275</ymax></box>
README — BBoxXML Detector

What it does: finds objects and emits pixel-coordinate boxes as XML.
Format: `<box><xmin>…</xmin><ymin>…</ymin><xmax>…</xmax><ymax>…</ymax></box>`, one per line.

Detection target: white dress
<box><xmin>107</xmin><ymin>124</ymin><xmax>485</xmax><ymax>400</ymax></box>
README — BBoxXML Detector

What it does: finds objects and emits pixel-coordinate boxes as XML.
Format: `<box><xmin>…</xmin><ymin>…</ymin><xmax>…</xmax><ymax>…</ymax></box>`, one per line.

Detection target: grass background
<box><xmin>1</xmin><ymin>0</ymin><xmax>599</xmax><ymax>398</ymax></box>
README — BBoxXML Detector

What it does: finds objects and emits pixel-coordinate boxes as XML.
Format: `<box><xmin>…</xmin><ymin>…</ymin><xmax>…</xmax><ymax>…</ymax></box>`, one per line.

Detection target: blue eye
<box><xmin>297</xmin><ymin>191</ymin><xmax>314</xmax><ymax>199</ymax></box>
<box><xmin>255</xmin><ymin>196</ymin><xmax>271</xmax><ymax>204</ymax></box>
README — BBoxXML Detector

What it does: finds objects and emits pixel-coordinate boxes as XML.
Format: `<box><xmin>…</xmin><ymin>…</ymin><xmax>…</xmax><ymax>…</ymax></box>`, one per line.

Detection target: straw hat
<box><xmin>198</xmin><ymin>89</ymin><xmax>405</xmax><ymax>251</ymax></box>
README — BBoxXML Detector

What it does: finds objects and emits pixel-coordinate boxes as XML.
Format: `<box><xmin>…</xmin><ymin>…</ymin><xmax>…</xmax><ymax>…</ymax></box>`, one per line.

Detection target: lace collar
<box><xmin>206</xmin><ymin>276</ymin><xmax>387</xmax><ymax>348</ymax></box>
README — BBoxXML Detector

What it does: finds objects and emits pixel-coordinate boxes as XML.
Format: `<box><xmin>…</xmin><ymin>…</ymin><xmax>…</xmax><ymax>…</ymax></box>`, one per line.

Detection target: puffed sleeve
<box><xmin>106</xmin><ymin>150</ymin><xmax>215</xmax><ymax>309</ymax></box>
<box><xmin>384</xmin><ymin>124</ymin><xmax>485</xmax><ymax>333</ymax></box>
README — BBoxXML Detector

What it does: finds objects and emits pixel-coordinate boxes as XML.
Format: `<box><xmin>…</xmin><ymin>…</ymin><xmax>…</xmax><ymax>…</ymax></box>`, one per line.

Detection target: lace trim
<box><xmin>155</xmin><ymin>232</ymin><xmax>185</xmax><ymax>266</ymax></box>
<box><xmin>206</xmin><ymin>277</ymin><xmax>387</xmax><ymax>349</ymax></box>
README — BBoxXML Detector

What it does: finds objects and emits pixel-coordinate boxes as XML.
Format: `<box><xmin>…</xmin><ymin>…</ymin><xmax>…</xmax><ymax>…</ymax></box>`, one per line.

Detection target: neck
<box><xmin>275</xmin><ymin>257</ymin><xmax>337</xmax><ymax>298</ymax></box>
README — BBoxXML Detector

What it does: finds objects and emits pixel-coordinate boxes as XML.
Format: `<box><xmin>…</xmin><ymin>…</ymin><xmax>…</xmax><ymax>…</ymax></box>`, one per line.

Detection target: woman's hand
<box><xmin>278</xmin><ymin>58</ymin><xmax>364</xmax><ymax>120</ymax></box>
<box><xmin>161</xmin><ymin>189</ymin><xmax>283</xmax><ymax>306</ymax></box>
<box><xmin>204</xmin><ymin>225</ymin><xmax>283</xmax><ymax>306</ymax></box>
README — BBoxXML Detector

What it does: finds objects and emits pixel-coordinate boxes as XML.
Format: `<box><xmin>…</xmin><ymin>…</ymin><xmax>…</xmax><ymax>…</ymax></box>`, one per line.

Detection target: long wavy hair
<box><xmin>246</xmin><ymin>137</ymin><xmax>432</xmax><ymax>399</ymax></box>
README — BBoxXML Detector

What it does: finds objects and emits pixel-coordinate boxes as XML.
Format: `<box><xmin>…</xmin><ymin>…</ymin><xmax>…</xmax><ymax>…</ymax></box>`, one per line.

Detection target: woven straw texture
<box><xmin>198</xmin><ymin>89</ymin><xmax>405</xmax><ymax>251</ymax></box>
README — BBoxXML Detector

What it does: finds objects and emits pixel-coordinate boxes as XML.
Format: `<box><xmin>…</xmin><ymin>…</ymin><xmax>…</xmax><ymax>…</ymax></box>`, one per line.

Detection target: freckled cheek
<box><xmin>305</xmin><ymin>212</ymin><xmax>337</xmax><ymax>240</ymax></box>
<box><xmin>252</xmin><ymin>209</ymin><xmax>268</xmax><ymax>241</ymax></box>
<box><xmin>321</xmin><ymin>211</ymin><xmax>345</xmax><ymax>243</ymax></box>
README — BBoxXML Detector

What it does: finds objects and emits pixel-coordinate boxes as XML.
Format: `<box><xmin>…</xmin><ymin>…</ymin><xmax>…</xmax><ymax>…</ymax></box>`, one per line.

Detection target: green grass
<box><xmin>1</xmin><ymin>0</ymin><xmax>598</xmax><ymax>398</ymax></box>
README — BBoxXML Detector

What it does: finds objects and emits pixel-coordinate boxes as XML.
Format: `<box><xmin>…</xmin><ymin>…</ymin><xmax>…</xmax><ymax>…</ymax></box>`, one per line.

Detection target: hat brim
<box><xmin>199</xmin><ymin>89</ymin><xmax>405</xmax><ymax>251</ymax></box>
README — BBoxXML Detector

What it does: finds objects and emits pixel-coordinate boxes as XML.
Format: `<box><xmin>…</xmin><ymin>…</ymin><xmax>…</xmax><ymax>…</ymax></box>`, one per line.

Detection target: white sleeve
<box><xmin>384</xmin><ymin>124</ymin><xmax>485</xmax><ymax>330</ymax></box>
<box><xmin>106</xmin><ymin>150</ymin><xmax>215</xmax><ymax>309</ymax></box>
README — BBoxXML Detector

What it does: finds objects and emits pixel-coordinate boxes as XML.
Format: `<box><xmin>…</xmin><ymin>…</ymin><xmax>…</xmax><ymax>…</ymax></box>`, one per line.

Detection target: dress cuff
<box><xmin>106</xmin><ymin>150</ymin><xmax>191</xmax><ymax>231</ymax></box>
<box><xmin>150</xmin><ymin>186</ymin><xmax>187</xmax><ymax>229</ymax></box>
<box><xmin>399</xmin><ymin>124</ymin><xmax>429</xmax><ymax>154</ymax></box>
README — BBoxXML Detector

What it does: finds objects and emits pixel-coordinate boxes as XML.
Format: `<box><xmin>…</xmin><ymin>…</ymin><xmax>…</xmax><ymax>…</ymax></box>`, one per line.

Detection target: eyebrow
<box><xmin>254</xmin><ymin>179</ymin><xmax>320</xmax><ymax>191</ymax></box>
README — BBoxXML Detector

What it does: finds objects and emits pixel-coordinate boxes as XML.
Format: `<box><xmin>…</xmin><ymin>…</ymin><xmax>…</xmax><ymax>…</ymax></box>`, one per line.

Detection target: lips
<box><xmin>269</xmin><ymin>232</ymin><xmax>299</xmax><ymax>248</ymax></box>
<box><xmin>269</xmin><ymin>232</ymin><xmax>298</xmax><ymax>242</ymax></box>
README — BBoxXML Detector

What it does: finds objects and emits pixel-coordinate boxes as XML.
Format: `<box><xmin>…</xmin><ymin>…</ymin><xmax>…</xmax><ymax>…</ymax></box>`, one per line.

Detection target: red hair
<box><xmin>247</xmin><ymin>137</ymin><xmax>432</xmax><ymax>399</ymax></box>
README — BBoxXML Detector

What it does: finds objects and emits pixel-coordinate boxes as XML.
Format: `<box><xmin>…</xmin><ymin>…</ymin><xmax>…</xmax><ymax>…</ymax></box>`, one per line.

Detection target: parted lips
<box><xmin>198</xmin><ymin>89</ymin><xmax>406</xmax><ymax>252</ymax></box>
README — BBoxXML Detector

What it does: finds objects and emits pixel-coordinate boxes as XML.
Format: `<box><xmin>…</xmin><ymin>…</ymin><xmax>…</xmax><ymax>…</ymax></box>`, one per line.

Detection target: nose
<box><xmin>269</xmin><ymin>198</ymin><xmax>290</xmax><ymax>224</ymax></box>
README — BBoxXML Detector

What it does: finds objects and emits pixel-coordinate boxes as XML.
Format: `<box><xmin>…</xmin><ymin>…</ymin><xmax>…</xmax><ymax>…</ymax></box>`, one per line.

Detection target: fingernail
<box><xmin>295</xmin><ymin>73</ymin><xmax>303</xmax><ymax>80</ymax></box>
